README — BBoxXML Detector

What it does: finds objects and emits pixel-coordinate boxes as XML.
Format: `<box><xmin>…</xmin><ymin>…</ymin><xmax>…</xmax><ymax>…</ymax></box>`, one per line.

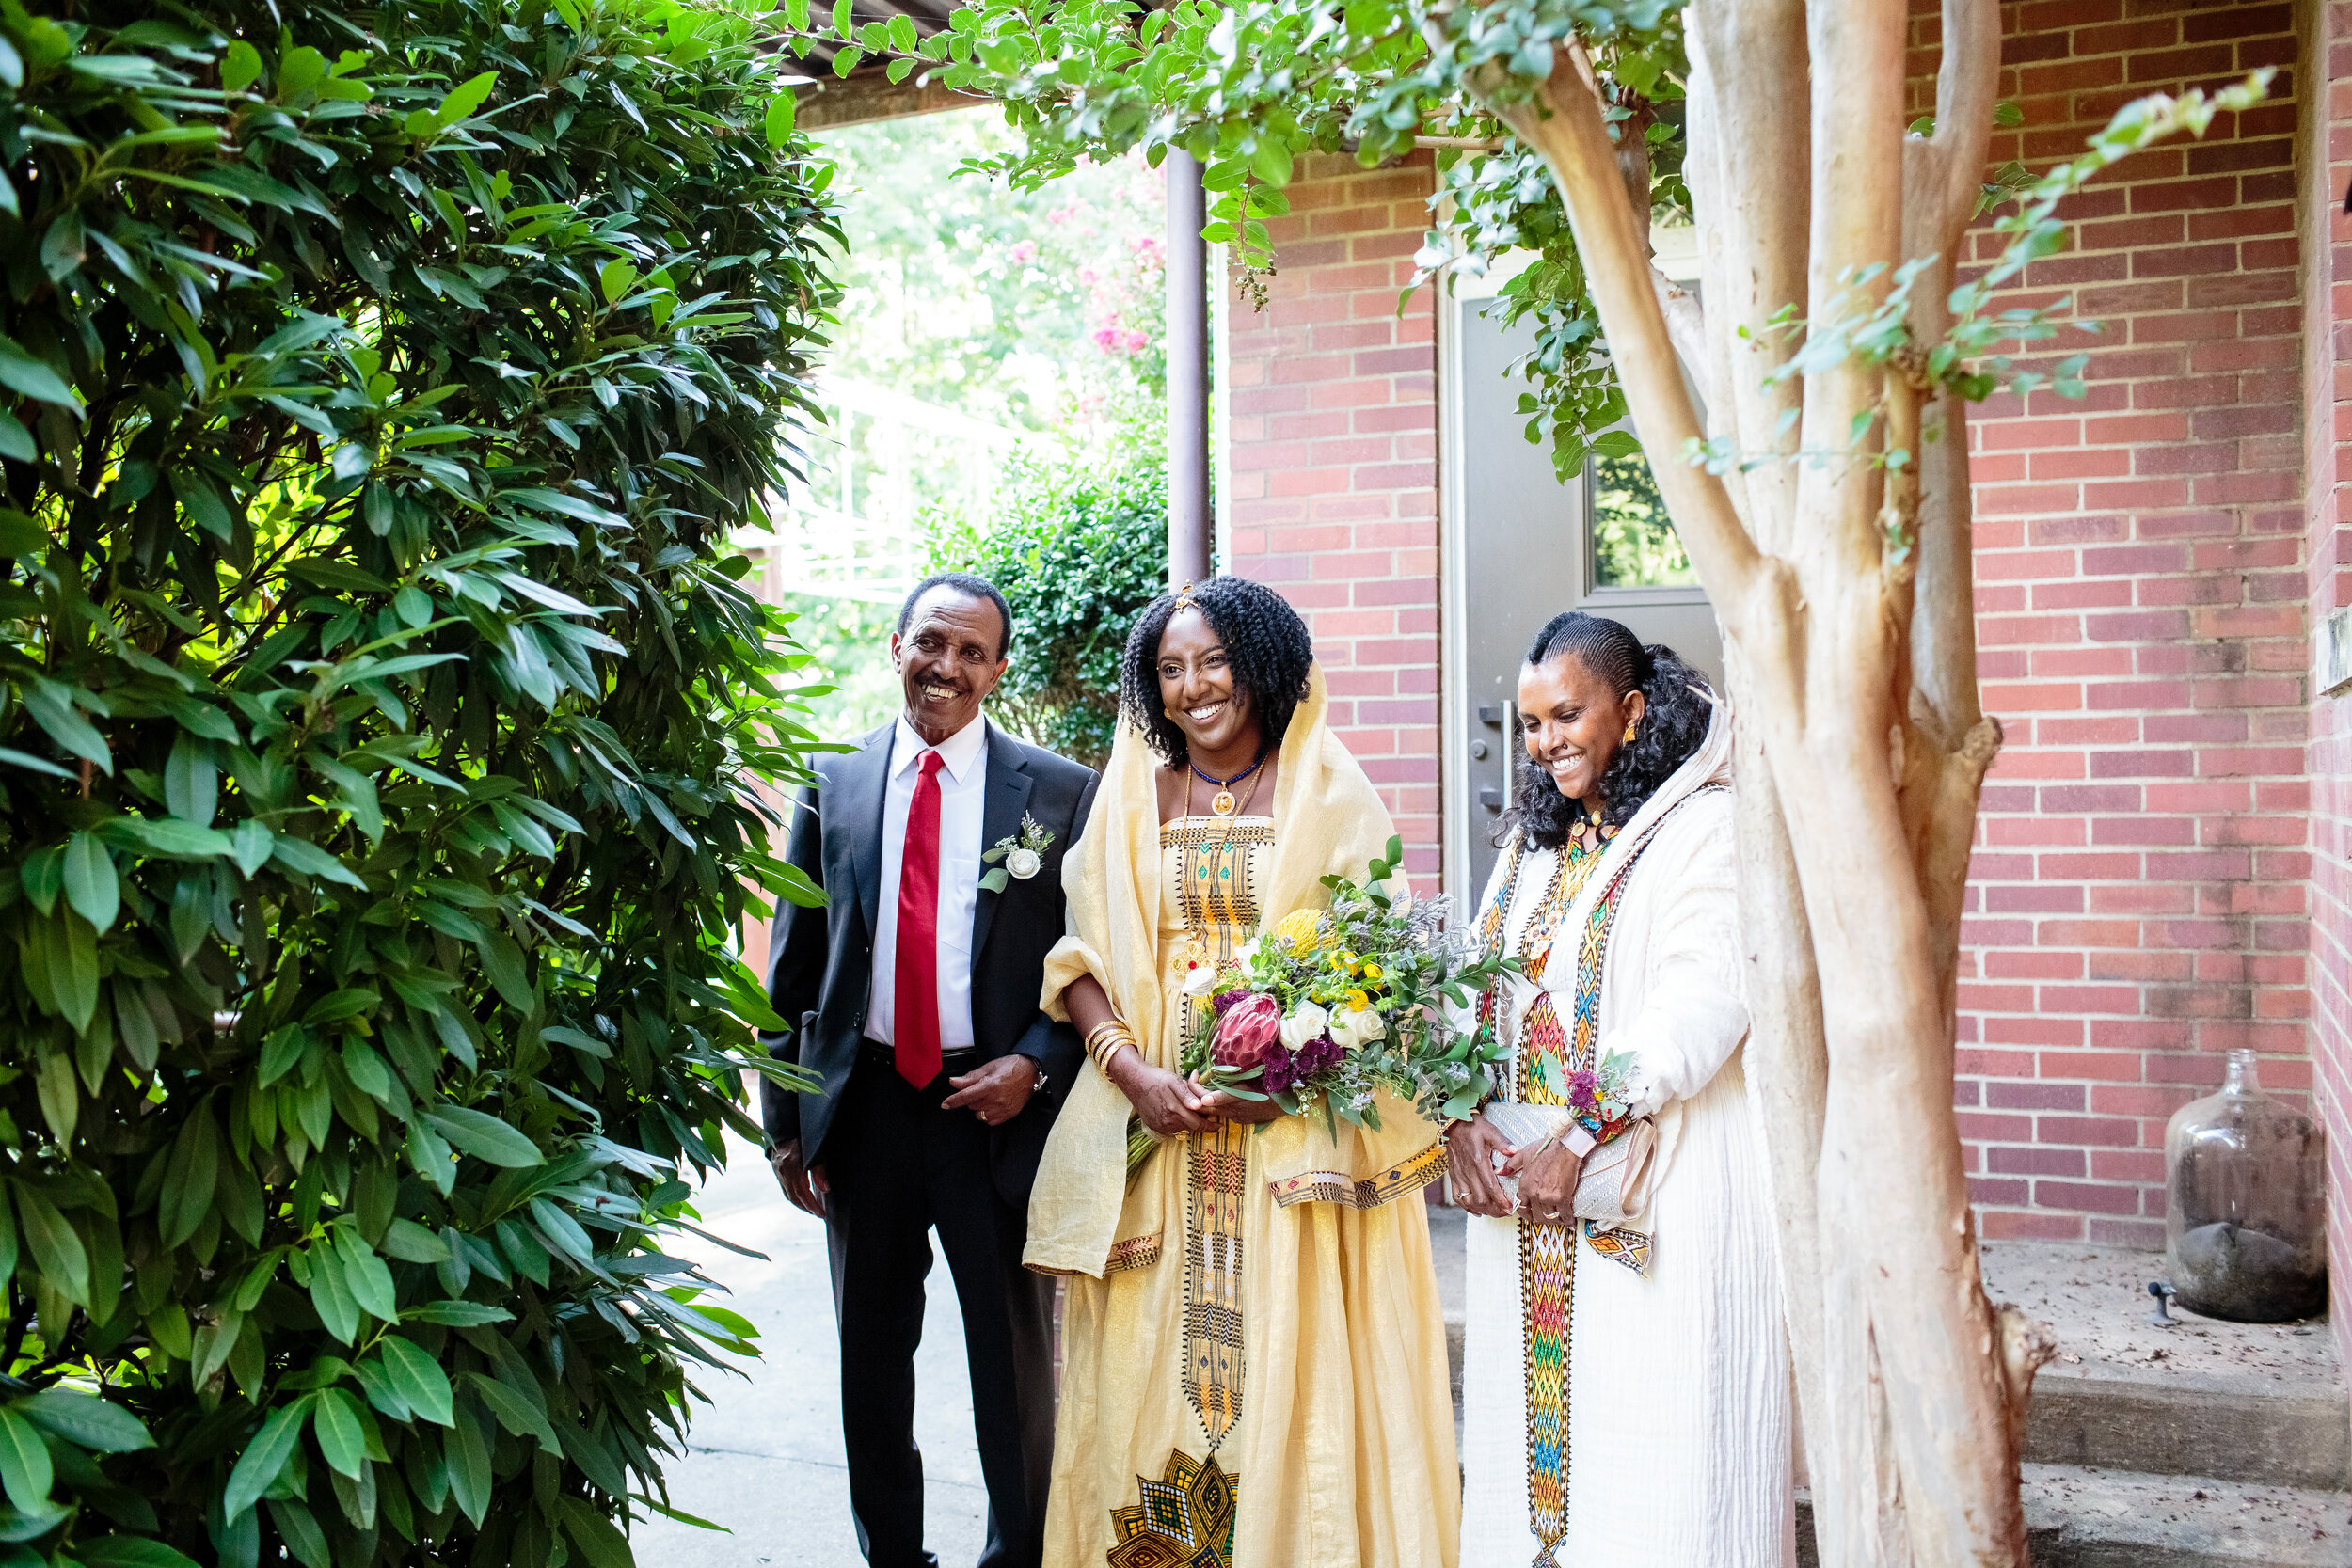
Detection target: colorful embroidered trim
<box><xmin>1518</xmin><ymin>1204</ymin><xmax>1574</xmax><ymax>1568</ymax></box>
<box><xmin>1107</xmin><ymin>1449</ymin><xmax>1239</xmax><ymax>1568</ymax></box>
<box><xmin>1266</xmin><ymin>1139</ymin><xmax>1449</xmax><ymax>1209</ymax></box>
<box><xmin>1106</xmin><ymin>1232</ymin><xmax>1165</xmax><ymax>1273</ymax></box>
<box><xmin>1183</xmin><ymin>1119</ymin><xmax>1248</xmax><ymax>1451</ymax></box>
<box><xmin>1581</xmin><ymin>1223</ymin><xmax>1650</xmax><ymax>1273</ymax></box>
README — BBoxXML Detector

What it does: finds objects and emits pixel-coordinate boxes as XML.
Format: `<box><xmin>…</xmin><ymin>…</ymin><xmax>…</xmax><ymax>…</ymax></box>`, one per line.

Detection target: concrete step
<box><xmin>2026</xmin><ymin>1371</ymin><xmax>2350</xmax><ymax>1491</ymax></box>
<box><xmin>1797</xmin><ymin>1468</ymin><xmax>2352</xmax><ymax>1568</ymax></box>
<box><xmin>1986</xmin><ymin>1243</ymin><xmax>2348</xmax><ymax>1490</ymax></box>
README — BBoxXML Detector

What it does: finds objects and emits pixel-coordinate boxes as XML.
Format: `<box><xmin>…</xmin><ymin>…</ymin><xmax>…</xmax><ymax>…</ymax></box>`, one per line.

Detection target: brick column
<box><xmin>2300</xmin><ymin>0</ymin><xmax>2352</xmax><ymax>1354</ymax></box>
<box><xmin>1223</xmin><ymin>152</ymin><xmax>1443</xmax><ymax>883</ymax></box>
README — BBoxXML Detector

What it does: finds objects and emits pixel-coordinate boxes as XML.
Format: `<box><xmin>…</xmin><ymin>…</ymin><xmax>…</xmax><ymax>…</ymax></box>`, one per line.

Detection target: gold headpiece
<box><xmin>1174</xmin><ymin>580</ymin><xmax>1195</xmax><ymax>608</ymax></box>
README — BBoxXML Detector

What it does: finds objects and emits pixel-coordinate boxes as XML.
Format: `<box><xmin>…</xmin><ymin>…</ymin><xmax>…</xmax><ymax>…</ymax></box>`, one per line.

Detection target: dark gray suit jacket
<box><xmin>761</xmin><ymin>718</ymin><xmax>1099</xmax><ymax>1203</ymax></box>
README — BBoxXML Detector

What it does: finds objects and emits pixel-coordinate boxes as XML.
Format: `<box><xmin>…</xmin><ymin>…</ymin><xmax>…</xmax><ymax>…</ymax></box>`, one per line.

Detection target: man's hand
<box><xmin>1506</xmin><ymin>1138</ymin><xmax>1585</xmax><ymax>1227</ymax></box>
<box><xmin>942</xmin><ymin>1054</ymin><xmax>1040</xmax><ymax>1127</ymax></box>
<box><xmin>1444</xmin><ymin>1116</ymin><xmax>1517</xmax><ymax>1217</ymax></box>
<box><xmin>770</xmin><ymin>1140</ymin><xmax>829</xmax><ymax>1216</ymax></box>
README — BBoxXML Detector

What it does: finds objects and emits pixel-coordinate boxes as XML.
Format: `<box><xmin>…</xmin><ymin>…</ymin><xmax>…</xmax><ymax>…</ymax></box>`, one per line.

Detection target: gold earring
<box><xmin>1622</xmin><ymin>721</ymin><xmax>1637</xmax><ymax>744</ymax></box>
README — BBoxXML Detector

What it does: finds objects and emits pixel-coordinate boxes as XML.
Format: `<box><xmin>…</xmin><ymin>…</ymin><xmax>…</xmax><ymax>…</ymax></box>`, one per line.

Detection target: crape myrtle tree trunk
<box><xmin>771</xmin><ymin>0</ymin><xmax>2265</xmax><ymax>1561</ymax></box>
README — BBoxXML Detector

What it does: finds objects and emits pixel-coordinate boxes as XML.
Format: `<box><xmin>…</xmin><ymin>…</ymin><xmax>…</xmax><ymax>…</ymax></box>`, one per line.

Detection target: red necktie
<box><xmin>893</xmin><ymin>749</ymin><xmax>946</xmax><ymax>1088</ymax></box>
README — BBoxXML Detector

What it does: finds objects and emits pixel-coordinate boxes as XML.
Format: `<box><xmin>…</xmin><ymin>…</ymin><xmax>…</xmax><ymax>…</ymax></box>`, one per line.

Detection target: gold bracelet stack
<box><xmin>1084</xmin><ymin>1019</ymin><xmax>1137</xmax><ymax>1076</ymax></box>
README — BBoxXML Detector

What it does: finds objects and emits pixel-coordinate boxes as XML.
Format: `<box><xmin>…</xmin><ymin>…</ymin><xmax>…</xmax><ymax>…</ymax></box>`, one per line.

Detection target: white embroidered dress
<box><xmin>1457</xmin><ymin>710</ymin><xmax>1795</xmax><ymax>1568</ymax></box>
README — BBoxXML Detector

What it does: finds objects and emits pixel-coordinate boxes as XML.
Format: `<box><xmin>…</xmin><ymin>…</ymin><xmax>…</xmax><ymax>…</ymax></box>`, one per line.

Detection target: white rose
<box><xmin>1181</xmin><ymin>964</ymin><xmax>1222</xmax><ymax>999</ymax></box>
<box><xmin>1328</xmin><ymin>1006</ymin><xmax>1386</xmax><ymax>1052</ymax></box>
<box><xmin>1236</xmin><ymin>937</ymin><xmax>1263</xmax><ymax>967</ymax></box>
<box><xmin>1279</xmin><ymin>1001</ymin><xmax>1331</xmax><ymax>1053</ymax></box>
<box><xmin>1007</xmin><ymin>847</ymin><xmax>1042</xmax><ymax>880</ymax></box>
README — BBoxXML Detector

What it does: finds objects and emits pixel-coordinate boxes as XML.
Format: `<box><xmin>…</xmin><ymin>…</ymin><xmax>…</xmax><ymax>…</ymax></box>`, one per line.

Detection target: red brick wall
<box><xmin>1920</xmin><ymin>0</ymin><xmax>2310</xmax><ymax>1243</ymax></box>
<box><xmin>2301</xmin><ymin>0</ymin><xmax>2352</xmax><ymax>1350</ymax></box>
<box><xmin>1222</xmin><ymin>152</ymin><xmax>1443</xmax><ymax>882</ymax></box>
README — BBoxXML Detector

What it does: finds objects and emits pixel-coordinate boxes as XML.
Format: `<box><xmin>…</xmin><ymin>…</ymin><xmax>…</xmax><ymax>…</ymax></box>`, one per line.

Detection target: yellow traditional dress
<box><xmin>1027</xmin><ymin>670</ymin><xmax>1459</xmax><ymax>1568</ymax></box>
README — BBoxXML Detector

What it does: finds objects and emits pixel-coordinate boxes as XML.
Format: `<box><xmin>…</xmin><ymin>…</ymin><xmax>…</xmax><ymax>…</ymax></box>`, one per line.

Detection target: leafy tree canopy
<box><xmin>0</xmin><ymin>0</ymin><xmax>835</xmax><ymax>1565</ymax></box>
<box><xmin>772</xmin><ymin>0</ymin><xmax>2267</xmax><ymax>481</ymax></box>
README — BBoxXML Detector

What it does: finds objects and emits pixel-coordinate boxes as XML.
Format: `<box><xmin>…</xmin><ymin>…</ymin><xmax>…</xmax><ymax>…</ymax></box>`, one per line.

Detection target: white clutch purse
<box><xmin>1480</xmin><ymin>1101</ymin><xmax>1659</xmax><ymax>1227</ymax></box>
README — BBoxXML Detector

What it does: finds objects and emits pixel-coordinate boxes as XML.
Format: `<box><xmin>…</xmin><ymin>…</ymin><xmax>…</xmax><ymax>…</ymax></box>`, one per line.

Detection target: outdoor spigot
<box><xmin>2146</xmin><ymin>1279</ymin><xmax>2178</xmax><ymax>1328</ymax></box>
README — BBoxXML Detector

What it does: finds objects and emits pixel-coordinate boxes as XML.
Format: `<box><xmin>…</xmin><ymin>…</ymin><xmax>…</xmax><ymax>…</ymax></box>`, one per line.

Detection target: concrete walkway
<box><xmin>633</xmin><ymin>1133</ymin><xmax>988</xmax><ymax>1568</ymax></box>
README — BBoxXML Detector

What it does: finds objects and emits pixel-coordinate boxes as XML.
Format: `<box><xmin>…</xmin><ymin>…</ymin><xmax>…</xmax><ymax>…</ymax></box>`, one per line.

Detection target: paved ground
<box><xmin>634</xmin><ymin>1132</ymin><xmax>989</xmax><ymax>1568</ymax></box>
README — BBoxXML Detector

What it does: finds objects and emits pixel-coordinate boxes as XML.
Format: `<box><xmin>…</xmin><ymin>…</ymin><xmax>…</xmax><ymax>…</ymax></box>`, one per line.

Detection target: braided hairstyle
<box><xmin>1120</xmin><ymin>576</ymin><xmax>1315</xmax><ymax>768</ymax></box>
<box><xmin>1502</xmin><ymin>610</ymin><xmax>1713</xmax><ymax>849</ymax></box>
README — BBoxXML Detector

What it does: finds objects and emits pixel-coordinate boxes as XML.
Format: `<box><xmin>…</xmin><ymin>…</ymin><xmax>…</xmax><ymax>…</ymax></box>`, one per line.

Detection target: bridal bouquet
<box><xmin>1168</xmin><ymin>836</ymin><xmax>1519</xmax><ymax>1139</ymax></box>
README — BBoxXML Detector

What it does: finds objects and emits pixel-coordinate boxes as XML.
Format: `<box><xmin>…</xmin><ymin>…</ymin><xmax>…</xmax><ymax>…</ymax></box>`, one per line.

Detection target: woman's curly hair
<box><xmin>1502</xmin><ymin>610</ymin><xmax>1713</xmax><ymax>850</ymax></box>
<box><xmin>1120</xmin><ymin>576</ymin><xmax>1315</xmax><ymax>768</ymax></box>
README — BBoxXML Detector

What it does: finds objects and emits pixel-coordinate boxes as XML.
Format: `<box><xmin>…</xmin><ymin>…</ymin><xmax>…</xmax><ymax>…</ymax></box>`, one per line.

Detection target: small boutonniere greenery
<box><xmin>980</xmin><ymin>815</ymin><xmax>1056</xmax><ymax>894</ymax></box>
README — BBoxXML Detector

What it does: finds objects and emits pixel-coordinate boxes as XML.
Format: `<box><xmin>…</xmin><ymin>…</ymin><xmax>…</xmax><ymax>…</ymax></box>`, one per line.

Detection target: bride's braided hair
<box><xmin>1502</xmin><ymin>610</ymin><xmax>1712</xmax><ymax>849</ymax></box>
<box><xmin>1120</xmin><ymin>575</ymin><xmax>1314</xmax><ymax>768</ymax></box>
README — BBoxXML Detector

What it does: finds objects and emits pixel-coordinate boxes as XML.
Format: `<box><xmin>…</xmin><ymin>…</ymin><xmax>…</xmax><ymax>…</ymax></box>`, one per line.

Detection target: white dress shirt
<box><xmin>864</xmin><ymin>711</ymin><xmax>987</xmax><ymax>1052</ymax></box>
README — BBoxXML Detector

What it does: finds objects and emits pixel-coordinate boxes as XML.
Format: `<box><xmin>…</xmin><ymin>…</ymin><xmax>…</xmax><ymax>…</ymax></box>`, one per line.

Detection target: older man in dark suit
<box><xmin>762</xmin><ymin>571</ymin><xmax>1097</xmax><ymax>1568</ymax></box>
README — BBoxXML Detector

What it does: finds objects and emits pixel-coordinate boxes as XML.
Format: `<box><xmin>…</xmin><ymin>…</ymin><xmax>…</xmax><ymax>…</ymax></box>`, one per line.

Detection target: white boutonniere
<box><xmin>980</xmin><ymin>815</ymin><xmax>1055</xmax><ymax>894</ymax></box>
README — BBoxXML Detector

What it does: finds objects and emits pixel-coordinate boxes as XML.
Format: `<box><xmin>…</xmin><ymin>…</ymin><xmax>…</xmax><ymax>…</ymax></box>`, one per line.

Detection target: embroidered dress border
<box><xmin>1183</xmin><ymin>1121</ymin><xmax>1248</xmax><ymax>1450</ymax></box>
<box><xmin>1266</xmin><ymin>1139</ymin><xmax>1450</xmax><ymax>1209</ymax></box>
<box><xmin>1105</xmin><ymin>1232</ymin><xmax>1164</xmax><ymax>1273</ymax></box>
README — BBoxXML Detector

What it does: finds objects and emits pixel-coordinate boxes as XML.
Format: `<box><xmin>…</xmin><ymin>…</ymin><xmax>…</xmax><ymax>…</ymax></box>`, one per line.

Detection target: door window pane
<box><xmin>1589</xmin><ymin>450</ymin><xmax>1694</xmax><ymax>588</ymax></box>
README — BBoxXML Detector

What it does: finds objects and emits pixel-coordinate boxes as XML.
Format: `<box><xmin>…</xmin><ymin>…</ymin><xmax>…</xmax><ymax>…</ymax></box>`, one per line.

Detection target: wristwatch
<box><xmin>1029</xmin><ymin>1058</ymin><xmax>1048</xmax><ymax>1096</ymax></box>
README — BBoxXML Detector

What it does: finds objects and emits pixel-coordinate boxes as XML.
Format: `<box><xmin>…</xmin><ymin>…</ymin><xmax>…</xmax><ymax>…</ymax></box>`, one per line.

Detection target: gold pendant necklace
<box><xmin>1191</xmin><ymin>748</ymin><xmax>1267</xmax><ymax>817</ymax></box>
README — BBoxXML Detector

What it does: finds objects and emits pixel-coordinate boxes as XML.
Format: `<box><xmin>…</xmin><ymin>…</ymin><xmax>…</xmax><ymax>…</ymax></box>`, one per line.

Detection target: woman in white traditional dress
<box><xmin>1026</xmin><ymin>576</ymin><xmax>1458</xmax><ymax>1568</ymax></box>
<box><xmin>1448</xmin><ymin>610</ymin><xmax>1792</xmax><ymax>1568</ymax></box>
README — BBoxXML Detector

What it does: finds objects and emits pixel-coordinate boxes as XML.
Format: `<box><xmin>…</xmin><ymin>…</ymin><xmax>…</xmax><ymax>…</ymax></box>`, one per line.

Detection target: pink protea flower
<box><xmin>1212</xmin><ymin>992</ymin><xmax>1282</xmax><ymax>1069</ymax></box>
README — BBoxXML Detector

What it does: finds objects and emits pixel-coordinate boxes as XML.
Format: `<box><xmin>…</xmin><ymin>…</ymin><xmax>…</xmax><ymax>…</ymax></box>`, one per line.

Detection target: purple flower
<box><xmin>1293</xmin><ymin>1035</ymin><xmax>1344</xmax><ymax>1079</ymax></box>
<box><xmin>1567</xmin><ymin>1068</ymin><xmax>1600</xmax><ymax>1110</ymax></box>
<box><xmin>1262</xmin><ymin>1050</ymin><xmax>1298</xmax><ymax>1095</ymax></box>
<box><xmin>1212</xmin><ymin>989</ymin><xmax>1249</xmax><ymax>1016</ymax></box>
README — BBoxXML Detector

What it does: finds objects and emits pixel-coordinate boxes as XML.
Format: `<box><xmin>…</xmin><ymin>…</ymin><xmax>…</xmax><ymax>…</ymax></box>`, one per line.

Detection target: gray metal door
<box><xmin>1445</xmin><ymin>296</ymin><xmax>1723</xmax><ymax>905</ymax></box>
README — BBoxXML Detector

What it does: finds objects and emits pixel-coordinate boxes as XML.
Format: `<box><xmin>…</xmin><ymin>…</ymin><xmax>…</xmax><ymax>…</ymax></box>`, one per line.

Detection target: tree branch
<box><xmin>1928</xmin><ymin>0</ymin><xmax>1999</xmax><ymax>240</ymax></box>
<box><xmin>1686</xmin><ymin>0</ymin><xmax>1808</xmax><ymax>554</ymax></box>
<box><xmin>1651</xmin><ymin>268</ymin><xmax>1707</xmax><ymax>391</ymax></box>
<box><xmin>1478</xmin><ymin>44</ymin><xmax>1764</xmax><ymax>619</ymax></box>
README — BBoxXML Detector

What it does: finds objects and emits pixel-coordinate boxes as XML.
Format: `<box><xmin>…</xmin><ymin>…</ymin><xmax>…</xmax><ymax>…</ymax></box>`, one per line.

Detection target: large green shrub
<box><xmin>930</xmin><ymin>443</ymin><xmax>1167</xmax><ymax>768</ymax></box>
<box><xmin>0</xmin><ymin>2</ymin><xmax>834</xmax><ymax>1566</ymax></box>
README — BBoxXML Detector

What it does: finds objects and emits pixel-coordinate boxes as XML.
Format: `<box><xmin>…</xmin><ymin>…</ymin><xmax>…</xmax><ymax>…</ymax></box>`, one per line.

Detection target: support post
<box><xmin>1166</xmin><ymin>150</ymin><xmax>1213</xmax><ymax>589</ymax></box>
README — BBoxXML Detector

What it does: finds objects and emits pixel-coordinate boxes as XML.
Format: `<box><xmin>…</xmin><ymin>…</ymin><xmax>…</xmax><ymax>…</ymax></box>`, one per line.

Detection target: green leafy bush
<box><xmin>930</xmin><ymin>443</ymin><xmax>1168</xmax><ymax>768</ymax></box>
<box><xmin>0</xmin><ymin>2</ymin><xmax>834</xmax><ymax>1565</ymax></box>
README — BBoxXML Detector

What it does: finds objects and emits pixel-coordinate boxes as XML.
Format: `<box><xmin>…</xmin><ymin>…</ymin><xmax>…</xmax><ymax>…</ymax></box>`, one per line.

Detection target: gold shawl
<box><xmin>1024</xmin><ymin>667</ymin><xmax>1443</xmax><ymax>1278</ymax></box>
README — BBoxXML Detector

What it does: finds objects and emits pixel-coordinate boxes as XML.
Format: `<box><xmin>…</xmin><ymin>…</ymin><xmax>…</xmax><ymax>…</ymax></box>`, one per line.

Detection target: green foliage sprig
<box><xmin>0</xmin><ymin>1</ymin><xmax>839</xmax><ymax>1565</ymax></box>
<box><xmin>929</xmin><ymin>442</ymin><xmax>1167</xmax><ymax>769</ymax></box>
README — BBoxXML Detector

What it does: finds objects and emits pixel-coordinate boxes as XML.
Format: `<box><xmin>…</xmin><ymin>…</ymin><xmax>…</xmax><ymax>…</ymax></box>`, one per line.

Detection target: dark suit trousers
<box><xmin>824</xmin><ymin>1055</ymin><xmax>1056</xmax><ymax>1568</ymax></box>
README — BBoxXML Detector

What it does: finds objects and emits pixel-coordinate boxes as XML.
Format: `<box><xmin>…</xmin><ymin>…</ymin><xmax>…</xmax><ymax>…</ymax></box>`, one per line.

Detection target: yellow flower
<box><xmin>1345</xmin><ymin>988</ymin><xmax>1370</xmax><ymax>1012</ymax></box>
<box><xmin>1362</xmin><ymin>963</ymin><xmax>1383</xmax><ymax>981</ymax></box>
<box><xmin>1272</xmin><ymin>908</ymin><xmax>1325</xmax><ymax>951</ymax></box>
<box><xmin>1340</xmin><ymin>951</ymin><xmax>1360</xmax><ymax>970</ymax></box>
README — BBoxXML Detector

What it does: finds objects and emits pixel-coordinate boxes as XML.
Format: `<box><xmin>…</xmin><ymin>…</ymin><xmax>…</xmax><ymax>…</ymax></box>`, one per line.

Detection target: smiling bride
<box><xmin>1024</xmin><ymin>576</ymin><xmax>1459</xmax><ymax>1568</ymax></box>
